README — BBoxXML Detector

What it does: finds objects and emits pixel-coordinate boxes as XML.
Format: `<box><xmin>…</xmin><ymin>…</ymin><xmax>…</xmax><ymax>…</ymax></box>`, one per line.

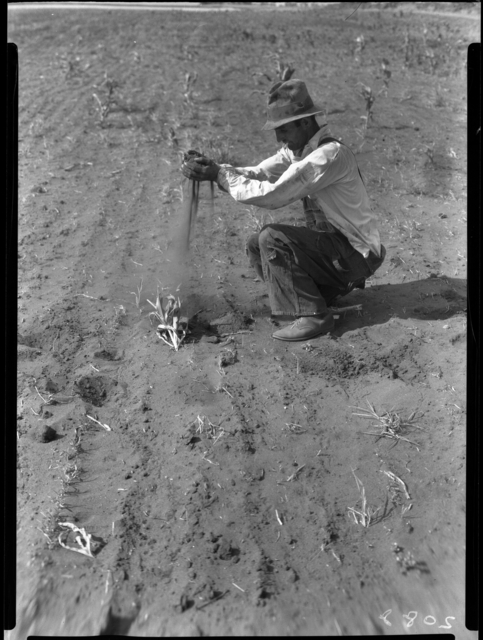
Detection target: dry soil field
<box><xmin>9</xmin><ymin>2</ymin><xmax>479</xmax><ymax>637</ymax></box>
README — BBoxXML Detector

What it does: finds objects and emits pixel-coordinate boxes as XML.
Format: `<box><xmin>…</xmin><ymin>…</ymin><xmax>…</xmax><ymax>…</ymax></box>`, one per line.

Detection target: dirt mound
<box><xmin>208</xmin><ymin>311</ymin><xmax>254</xmax><ymax>335</ymax></box>
<box><xmin>74</xmin><ymin>375</ymin><xmax>118</xmax><ymax>407</ymax></box>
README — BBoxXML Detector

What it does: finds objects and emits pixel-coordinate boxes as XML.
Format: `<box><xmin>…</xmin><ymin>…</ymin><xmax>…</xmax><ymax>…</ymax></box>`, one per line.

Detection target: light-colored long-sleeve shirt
<box><xmin>216</xmin><ymin>126</ymin><xmax>382</xmax><ymax>258</ymax></box>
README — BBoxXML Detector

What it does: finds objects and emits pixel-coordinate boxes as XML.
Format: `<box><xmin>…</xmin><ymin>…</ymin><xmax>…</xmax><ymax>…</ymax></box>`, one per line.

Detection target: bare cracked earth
<box><xmin>9</xmin><ymin>2</ymin><xmax>478</xmax><ymax>637</ymax></box>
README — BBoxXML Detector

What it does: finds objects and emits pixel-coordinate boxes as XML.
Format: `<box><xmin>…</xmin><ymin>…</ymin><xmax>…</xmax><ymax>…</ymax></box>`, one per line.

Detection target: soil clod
<box><xmin>75</xmin><ymin>376</ymin><xmax>114</xmax><ymax>406</ymax></box>
<box><xmin>28</xmin><ymin>425</ymin><xmax>57</xmax><ymax>443</ymax></box>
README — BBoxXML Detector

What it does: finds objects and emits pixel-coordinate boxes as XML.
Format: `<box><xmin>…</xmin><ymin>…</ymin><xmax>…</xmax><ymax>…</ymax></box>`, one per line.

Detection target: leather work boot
<box><xmin>271</xmin><ymin>313</ymin><xmax>334</xmax><ymax>342</ymax></box>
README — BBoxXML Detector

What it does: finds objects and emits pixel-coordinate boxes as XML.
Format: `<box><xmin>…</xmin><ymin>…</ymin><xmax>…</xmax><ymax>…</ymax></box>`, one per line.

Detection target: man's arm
<box><xmin>226</xmin><ymin>149</ymin><xmax>291</xmax><ymax>183</ymax></box>
<box><xmin>217</xmin><ymin>142</ymin><xmax>347</xmax><ymax>210</ymax></box>
<box><xmin>181</xmin><ymin>148</ymin><xmax>291</xmax><ymax>185</ymax></box>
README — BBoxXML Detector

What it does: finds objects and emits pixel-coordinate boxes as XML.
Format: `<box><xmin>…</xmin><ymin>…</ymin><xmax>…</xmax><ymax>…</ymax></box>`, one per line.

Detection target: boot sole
<box><xmin>271</xmin><ymin>325</ymin><xmax>334</xmax><ymax>342</ymax></box>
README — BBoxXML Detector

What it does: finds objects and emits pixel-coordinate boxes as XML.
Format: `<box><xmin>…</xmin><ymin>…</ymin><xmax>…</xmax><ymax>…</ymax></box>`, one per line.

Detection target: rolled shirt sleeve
<box><xmin>218</xmin><ymin>148</ymin><xmax>291</xmax><ymax>185</ymax></box>
<box><xmin>217</xmin><ymin>142</ymin><xmax>343</xmax><ymax>209</ymax></box>
<box><xmin>216</xmin><ymin>139</ymin><xmax>381</xmax><ymax>258</ymax></box>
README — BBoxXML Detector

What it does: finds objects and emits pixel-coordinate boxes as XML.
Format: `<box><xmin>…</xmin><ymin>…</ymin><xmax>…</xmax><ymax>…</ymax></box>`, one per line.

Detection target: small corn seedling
<box><xmin>424</xmin><ymin>143</ymin><xmax>436</xmax><ymax>165</ymax></box>
<box><xmin>354</xmin><ymin>34</ymin><xmax>365</xmax><ymax>63</ymax></box>
<box><xmin>351</xmin><ymin>400</ymin><xmax>424</xmax><ymax>450</ymax></box>
<box><xmin>357</xmin><ymin>83</ymin><xmax>375</xmax><ymax>126</ymax></box>
<box><xmin>267</xmin><ymin>52</ymin><xmax>295</xmax><ymax>82</ymax></box>
<box><xmin>147</xmin><ymin>290</ymin><xmax>188</xmax><ymax>351</ymax></box>
<box><xmin>182</xmin><ymin>71</ymin><xmax>198</xmax><ymax>106</ymax></box>
<box><xmin>421</xmin><ymin>27</ymin><xmax>438</xmax><ymax>74</ymax></box>
<box><xmin>403</xmin><ymin>26</ymin><xmax>415</xmax><ymax>67</ymax></box>
<box><xmin>92</xmin><ymin>77</ymin><xmax>118</xmax><ymax>125</ymax></box>
<box><xmin>347</xmin><ymin>469</ymin><xmax>388</xmax><ymax>528</ymax></box>
<box><xmin>168</xmin><ymin>126</ymin><xmax>179</xmax><ymax>149</ymax></box>
<box><xmin>354</xmin><ymin>83</ymin><xmax>381</xmax><ymax>151</ymax></box>
<box><xmin>381</xmin><ymin>58</ymin><xmax>391</xmax><ymax>87</ymax></box>
<box><xmin>58</xmin><ymin>522</ymin><xmax>103</xmax><ymax>558</ymax></box>
<box><xmin>130</xmin><ymin>278</ymin><xmax>144</xmax><ymax>310</ymax></box>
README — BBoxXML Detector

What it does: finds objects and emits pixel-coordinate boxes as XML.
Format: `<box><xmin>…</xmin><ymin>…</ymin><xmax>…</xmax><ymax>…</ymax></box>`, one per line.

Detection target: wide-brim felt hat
<box><xmin>262</xmin><ymin>79</ymin><xmax>325</xmax><ymax>131</ymax></box>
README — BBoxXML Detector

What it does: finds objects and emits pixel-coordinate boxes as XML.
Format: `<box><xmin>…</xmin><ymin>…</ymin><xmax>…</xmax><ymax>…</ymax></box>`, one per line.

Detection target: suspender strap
<box><xmin>317</xmin><ymin>136</ymin><xmax>364</xmax><ymax>184</ymax></box>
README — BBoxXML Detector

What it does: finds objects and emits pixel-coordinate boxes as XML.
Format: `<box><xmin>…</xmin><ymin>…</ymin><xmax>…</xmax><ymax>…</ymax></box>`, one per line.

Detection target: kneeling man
<box><xmin>181</xmin><ymin>79</ymin><xmax>385</xmax><ymax>341</ymax></box>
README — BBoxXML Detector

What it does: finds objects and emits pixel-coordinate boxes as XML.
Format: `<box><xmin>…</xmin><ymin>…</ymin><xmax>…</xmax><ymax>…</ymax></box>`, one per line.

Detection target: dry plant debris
<box><xmin>86</xmin><ymin>414</ymin><xmax>111</xmax><ymax>431</ymax></box>
<box><xmin>401</xmin><ymin>503</ymin><xmax>413</xmax><ymax>517</ymax></box>
<box><xmin>381</xmin><ymin>470</ymin><xmax>411</xmax><ymax>500</ymax></box>
<box><xmin>278</xmin><ymin>464</ymin><xmax>306</xmax><ymax>484</ymax></box>
<box><xmin>275</xmin><ymin>509</ymin><xmax>284</xmax><ymax>526</ymax></box>
<box><xmin>58</xmin><ymin>522</ymin><xmax>102</xmax><ymax>558</ymax></box>
<box><xmin>34</xmin><ymin>385</ymin><xmax>76</xmax><ymax>407</ymax></box>
<box><xmin>347</xmin><ymin>469</ymin><xmax>393</xmax><ymax>528</ymax></box>
<box><xmin>351</xmin><ymin>400</ymin><xmax>424</xmax><ymax>450</ymax></box>
<box><xmin>285</xmin><ymin>423</ymin><xmax>307</xmax><ymax>434</ymax></box>
<box><xmin>347</xmin><ymin>469</ymin><xmax>383</xmax><ymax>528</ymax></box>
<box><xmin>147</xmin><ymin>291</ymin><xmax>188</xmax><ymax>351</ymax></box>
<box><xmin>63</xmin><ymin>463</ymin><xmax>80</xmax><ymax>484</ymax></box>
<box><xmin>196</xmin><ymin>415</ymin><xmax>225</xmax><ymax>444</ymax></box>
<box><xmin>329</xmin><ymin>304</ymin><xmax>362</xmax><ymax>319</ymax></box>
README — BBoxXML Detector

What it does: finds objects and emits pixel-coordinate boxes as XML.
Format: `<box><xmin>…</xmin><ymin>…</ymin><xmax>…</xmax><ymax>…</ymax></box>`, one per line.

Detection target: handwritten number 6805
<box><xmin>378</xmin><ymin>610</ymin><xmax>455</xmax><ymax>629</ymax></box>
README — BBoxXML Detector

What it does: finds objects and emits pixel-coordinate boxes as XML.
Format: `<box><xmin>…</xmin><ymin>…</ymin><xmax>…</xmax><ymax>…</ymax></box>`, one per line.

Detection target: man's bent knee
<box><xmin>258</xmin><ymin>225</ymin><xmax>281</xmax><ymax>251</ymax></box>
<box><xmin>246</xmin><ymin>232</ymin><xmax>261</xmax><ymax>257</ymax></box>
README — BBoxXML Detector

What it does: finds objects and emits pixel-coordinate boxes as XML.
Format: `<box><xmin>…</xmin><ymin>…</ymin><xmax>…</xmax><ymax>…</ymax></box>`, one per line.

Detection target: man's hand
<box><xmin>181</xmin><ymin>155</ymin><xmax>220</xmax><ymax>182</ymax></box>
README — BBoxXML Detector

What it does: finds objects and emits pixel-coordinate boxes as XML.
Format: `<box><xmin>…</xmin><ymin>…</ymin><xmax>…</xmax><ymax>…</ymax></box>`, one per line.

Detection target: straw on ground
<box><xmin>351</xmin><ymin>400</ymin><xmax>424</xmax><ymax>450</ymax></box>
<box><xmin>347</xmin><ymin>469</ymin><xmax>391</xmax><ymax>527</ymax></box>
<box><xmin>381</xmin><ymin>470</ymin><xmax>411</xmax><ymax>500</ymax></box>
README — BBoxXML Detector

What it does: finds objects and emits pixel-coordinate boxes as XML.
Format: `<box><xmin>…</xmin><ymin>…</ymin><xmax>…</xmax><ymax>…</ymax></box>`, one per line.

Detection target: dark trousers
<box><xmin>246</xmin><ymin>224</ymin><xmax>385</xmax><ymax>315</ymax></box>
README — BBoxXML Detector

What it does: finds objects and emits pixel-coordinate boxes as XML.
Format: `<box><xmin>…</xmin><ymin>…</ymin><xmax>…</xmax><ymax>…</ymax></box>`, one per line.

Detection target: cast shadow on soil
<box><xmin>99</xmin><ymin>606</ymin><xmax>138</xmax><ymax>635</ymax></box>
<box><xmin>185</xmin><ymin>276</ymin><xmax>466</xmax><ymax>341</ymax></box>
<box><xmin>332</xmin><ymin>275</ymin><xmax>466</xmax><ymax>335</ymax></box>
